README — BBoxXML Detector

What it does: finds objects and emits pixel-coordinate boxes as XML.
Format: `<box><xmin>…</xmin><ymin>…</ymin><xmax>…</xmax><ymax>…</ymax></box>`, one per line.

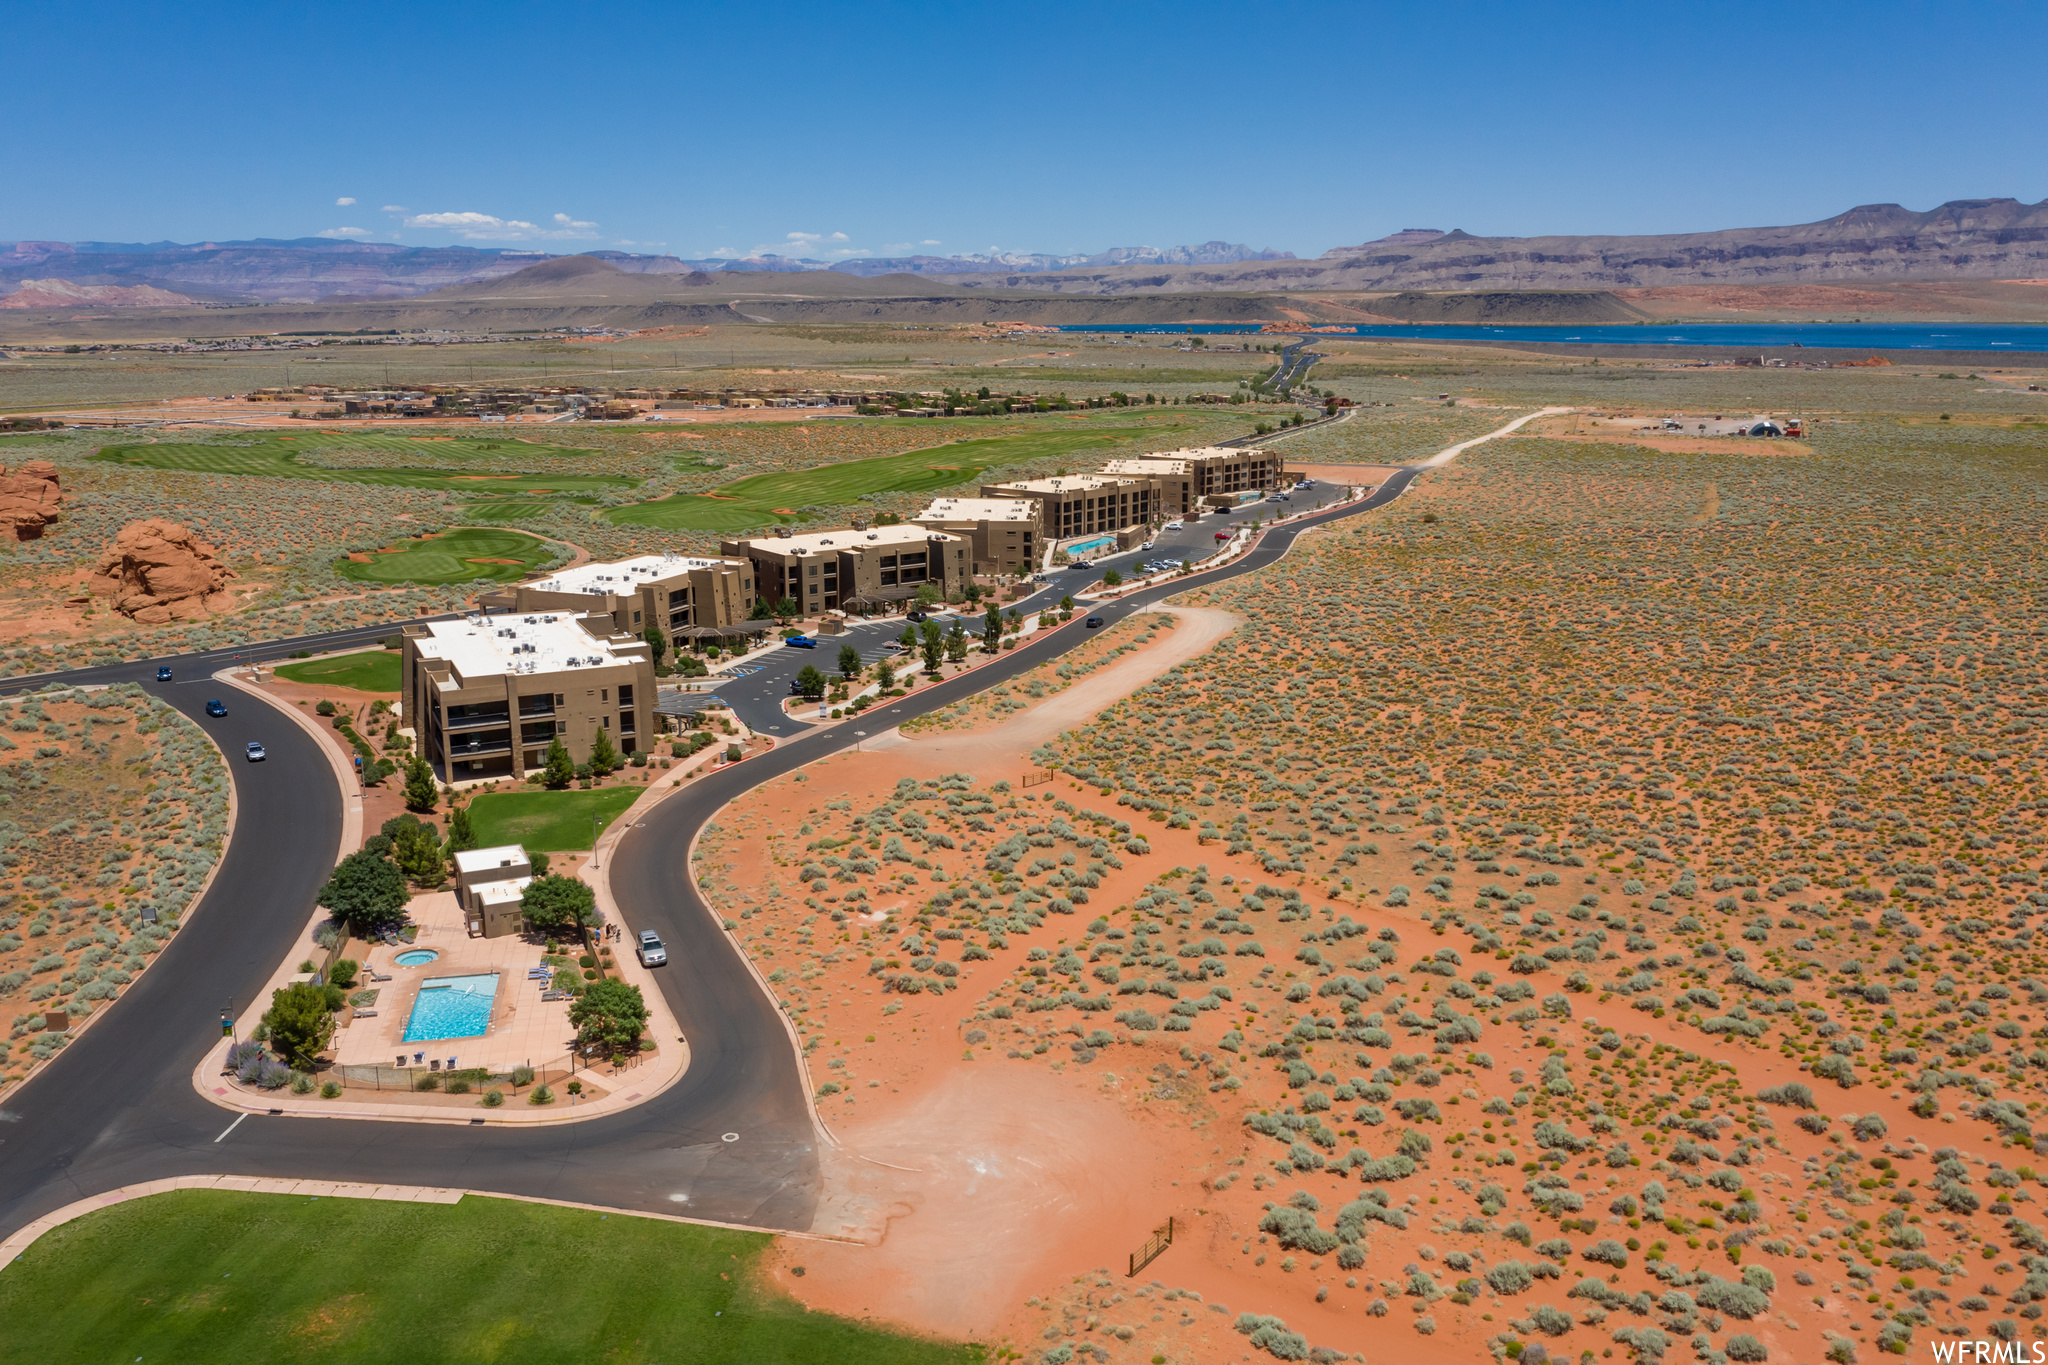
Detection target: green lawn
<box><xmin>468</xmin><ymin>786</ymin><xmax>644</xmax><ymax>851</ymax></box>
<box><xmin>274</xmin><ymin>649</ymin><xmax>402</xmax><ymax>692</ymax></box>
<box><xmin>92</xmin><ymin>432</ymin><xmax>635</xmax><ymax>495</ymax></box>
<box><xmin>605</xmin><ymin>424</ymin><xmax>1165</xmax><ymax>532</ymax></box>
<box><xmin>335</xmin><ymin>527</ymin><xmax>559</xmax><ymax>586</ymax></box>
<box><xmin>0</xmin><ymin>1190</ymin><xmax>977</xmax><ymax>1365</ymax></box>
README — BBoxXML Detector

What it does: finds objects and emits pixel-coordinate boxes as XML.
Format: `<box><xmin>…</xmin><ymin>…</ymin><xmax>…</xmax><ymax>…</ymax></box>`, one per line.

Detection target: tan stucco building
<box><xmin>912</xmin><ymin>496</ymin><xmax>1041</xmax><ymax>576</ymax></box>
<box><xmin>402</xmin><ymin>612</ymin><xmax>655</xmax><ymax>783</ymax></box>
<box><xmin>1098</xmin><ymin>445</ymin><xmax>1280</xmax><ymax>511</ymax></box>
<box><xmin>976</xmin><ymin>472</ymin><xmax>1160</xmax><ymax>543</ymax></box>
<box><xmin>721</xmin><ymin>524</ymin><xmax>969</xmax><ymax>613</ymax></box>
<box><xmin>510</xmin><ymin>553</ymin><xmax>756</xmax><ymax>645</ymax></box>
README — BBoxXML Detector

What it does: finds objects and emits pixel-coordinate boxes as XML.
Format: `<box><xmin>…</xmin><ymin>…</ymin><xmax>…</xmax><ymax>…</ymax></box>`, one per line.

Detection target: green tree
<box><xmin>795</xmin><ymin>664</ymin><xmax>827</xmax><ymax>700</ymax></box>
<box><xmin>641</xmin><ymin>625</ymin><xmax>668</xmax><ymax>668</ymax></box>
<box><xmin>898</xmin><ymin>624</ymin><xmax>917</xmax><ymax>649</ymax></box>
<box><xmin>748</xmin><ymin>597</ymin><xmax>773</xmax><ymax>620</ymax></box>
<box><xmin>837</xmin><ymin>643</ymin><xmax>862</xmax><ymax>679</ymax></box>
<box><xmin>589</xmin><ymin>725</ymin><xmax>620</xmax><ymax>776</ymax></box>
<box><xmin>774</xmin><ymin>596</ymin><xmax>800</xmax><ymax>621</ymax></box>
<box><xmin>520</xmin><ymin>874</ymin><xmax>596</xmax><ymax>933</ymax></box>
<box><xmin>1103</xmin><ymin>568</ymin><xmax>1122</xmax><ymax>587</ymax></box>
<box><xmin>385</xmin><ymin>815</ymin><xmax>446</xmax><ymax>888</ymax></box>
<box><xmin>541</xmin><ymin>735</ymin><xmax>574</xmax><ymax>789</ymax></box>
<box><xmin>914</xmin><ymin>582</ymin><xmax>941</xmax><ymax>609</ymax></box>
<box><xmin>445</xmin><ymin>803</ymin><xmax>478</xmax><ymax>855</ymax></box>
<box><xmin>570</xmin><ymin>979</ymin><xmax>650</xmax><ymax>1055</ymax></box>
<box><xmin>402</xmin><ymin>752</ymin><xmax>438</xmax><ymax>813</ymax></box>
<box><xmin>945</xmin><ymin>621</ymin><xmax>969</xmax><ymax>662</ymax></box>
<box><xmin>983</xmin><ymin>603</ymin><xmax>1003</xmax><ymax>653</ymax></box>
<box><xmin>316</xmin><ymin>848</ymin><xmax>409</xmax><ymax>935</ymax></box>
<box><xmin>920</xmin><ymin>619</ymin><xmax>943</xmax><ymax>675</ymax></box>
<box><xmin>1059</xmin><ymin>594</ymin><xmax>1074</xmax><ymax>612</ymax></box>
<box><xmin>263</xmin><ymin>981</ymin><xmax>334</xmax><ymax>1069</ymax></box>
<box><xmin>876</xmin><ymin>658</ymin><xmax>896</xmax><ymax>691</ymax></box>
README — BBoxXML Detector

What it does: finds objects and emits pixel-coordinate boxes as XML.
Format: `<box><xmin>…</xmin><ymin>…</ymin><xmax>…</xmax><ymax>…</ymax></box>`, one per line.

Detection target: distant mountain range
<box><xmin>938</xmin><ymin>199</ymin><xmax>2048</xmax><ymax>294</ymax></box>
<box><xmin>4</xmin><ymin>200</ymin><xmax>2045</xmax><ymax>308</ymax></box>
<box><xmin>0</xmin><ymin>237</ymin><xmax>1290</xmax><ymax>304</ymax></box>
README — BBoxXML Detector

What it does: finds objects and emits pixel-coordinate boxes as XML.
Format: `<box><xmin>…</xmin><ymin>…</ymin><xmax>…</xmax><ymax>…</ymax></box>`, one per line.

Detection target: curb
<box><xmin>0</xmin><ymin>1176</ymin><xmax>860</xmax><ymax>1269</ymax></box>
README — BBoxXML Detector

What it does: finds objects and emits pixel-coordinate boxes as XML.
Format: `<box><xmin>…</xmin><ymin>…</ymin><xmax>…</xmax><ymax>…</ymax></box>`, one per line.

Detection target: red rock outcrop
<box><xmin>0</xmin><ymin>461</ymin><xmax>63</xmax><ymax>540</ymax></box>
<box><xmin>90</xmin><ymin>519</ymin><xmax>236</xmax><ymax>623</ymax></box>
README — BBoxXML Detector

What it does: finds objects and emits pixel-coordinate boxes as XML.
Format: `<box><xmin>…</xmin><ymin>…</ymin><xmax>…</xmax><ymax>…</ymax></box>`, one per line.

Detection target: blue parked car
<box><xmin>783</xmin><ymin>635</ymin><xmax>818</xmax><ymax>649</ymax></box>
<box><xmin>205</xmin><ymin>699</ymin><xmax>227</xmax><ymax>717</ymax></box>
<box><xmin>155</xmin><ymin>666</ymin><xmax>174</xmax><ymax>681</ymax></box>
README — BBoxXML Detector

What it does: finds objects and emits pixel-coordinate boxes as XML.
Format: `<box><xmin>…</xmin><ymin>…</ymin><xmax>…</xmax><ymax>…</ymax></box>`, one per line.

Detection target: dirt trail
<box><xmin>874</xmin><ymin>606</ymin><xmax>1239</xmax><ymax>765</ymax></box>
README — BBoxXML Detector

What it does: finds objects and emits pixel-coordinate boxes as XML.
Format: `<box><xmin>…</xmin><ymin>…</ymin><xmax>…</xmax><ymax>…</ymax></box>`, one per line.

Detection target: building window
<box><xmin>600</xmin><ymin>688</ymin><xmax>608</xmax><ymax>702</ymax></box>
<box><xmin>601</xmin><ymin>716</ymin><xmax>610</xmax><ymax>729</ymax></box>
<box><xmin>617</xmin><ymin>685</ymin><xmax>634</xmax><ymax>707</ymax></box>
<box><xmin>556</xmin><ymin>721</ymin><xmax>567</xmax><ymax>734</ymax></box>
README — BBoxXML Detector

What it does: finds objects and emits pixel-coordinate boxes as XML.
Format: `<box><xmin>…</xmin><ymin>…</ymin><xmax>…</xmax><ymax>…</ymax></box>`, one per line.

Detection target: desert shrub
<box><xmin>1756</xmin><ymin>1082</ymin><xmax>1814</xmax><ymax>1108</ymax></box>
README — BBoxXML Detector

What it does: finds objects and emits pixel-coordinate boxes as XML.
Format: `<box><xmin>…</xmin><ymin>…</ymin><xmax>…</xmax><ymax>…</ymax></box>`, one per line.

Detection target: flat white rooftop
<box><xmin>738</xmin><ymin>525</ymin><xmax>958</xmax><ymax>555</ymax></box>
<box><xmin>914</xmin><ymin>497</ymin><xmax>1038</xmax><ymax>523</ymax></box>
<box><xmin>414</xmin><ymin>613</ymin><xmax>632</xmax><ymax>682</ymax></box>
<box><xmin>1144</xmin><ymin>445</ymin><xmax>1270</xmax><ymax>461</ymax></box>
<box><xmin>454</xmin><ymin>845</ymin><xmax>531</xmax><ymax>878</ymax></box>
<box><xmin>985</xmin><ymin>473</ymin><xmax>1147</xmax><ymax>494</ymax></box>
<box><xmin>526</xmin><ymin>552</ymin><xmax>738</xmax><ymax>597</ymax></box>
<box><xmin>1098</xmin><ymin>458</ymin><xmax>1193</xmax><ymax>476</ymax></box>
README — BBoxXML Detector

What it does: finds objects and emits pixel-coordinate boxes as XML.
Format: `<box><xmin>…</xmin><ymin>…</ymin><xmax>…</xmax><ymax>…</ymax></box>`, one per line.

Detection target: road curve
<box><xmin>0</xmin><ymin>439</ymin><xmax>1485</xmax><ymax>1244</ymax></box>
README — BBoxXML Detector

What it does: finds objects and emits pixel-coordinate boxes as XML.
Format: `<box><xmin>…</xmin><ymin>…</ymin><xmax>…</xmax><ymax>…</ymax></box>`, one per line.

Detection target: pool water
<box><xmin>1064</xmin><ymin>534</ymin><xmax>1116</xmax><ymax>556</ymax></box>
<box><xmin>402</xmin><ymin>973</ymin><xmax>499</xmax><ymax>1042</ymax></box>
<box><xmin>394</xmin><ymin>949</ymin><xmax>439</xmax><ymax>967</ymax></box>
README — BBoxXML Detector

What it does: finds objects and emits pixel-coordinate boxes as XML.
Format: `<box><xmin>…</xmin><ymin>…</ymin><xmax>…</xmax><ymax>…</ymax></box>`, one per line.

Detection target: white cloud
<box><xmin>318</xmin><ymin>226</ymin><xmax>371</xmax><ymax>238</ymax></box>
<box><xmin>335</xmin><ymin>196</ymin><xmax>356</xmax><ymax>206</ymax></box>
<box><xmin>784</xmin><ymin>230</ymin><xmax>849</xmax><ymax>245</ymax></box>
<box><xmin>380</xmin><ymin>204</ymin><xmax>408</xmax><ymax>214</ymax></box>
<box><xmin>402</xmin><ymin>210</ymin><xmax>600</xmax><ymax>241</ymax></box>
<box><xmin>922</xmin><ymin>239</ymin><xmax>941</xmax><ymax>246</ymax></box>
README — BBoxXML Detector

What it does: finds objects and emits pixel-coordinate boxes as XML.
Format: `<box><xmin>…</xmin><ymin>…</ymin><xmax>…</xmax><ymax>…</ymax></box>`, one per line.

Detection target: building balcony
<box><xmin>445</xmin><ymin>733</ymin><xmax>513</xmax><ymax>759</ymax></box>
<box><xmin>443</xmin><ymin>706</ymin><xmax>510</xmax><ymax>731</ymax></box>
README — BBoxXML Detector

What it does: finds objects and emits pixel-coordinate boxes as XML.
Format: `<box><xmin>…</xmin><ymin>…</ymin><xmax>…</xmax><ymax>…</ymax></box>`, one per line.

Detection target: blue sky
<box><xmin>6</xmin><ymin>0</ymin><xmax>2044</xmax><ymax>259</ymax></box>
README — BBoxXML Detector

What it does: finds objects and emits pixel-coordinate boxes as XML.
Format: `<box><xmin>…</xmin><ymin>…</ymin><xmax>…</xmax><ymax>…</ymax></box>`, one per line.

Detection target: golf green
<box><xmin>467</xmin><ymin>786</ymin><xmax>643</xmax><ymax>851</ymax></box>
<box><xmin>606</xmin><ymin>424</ymin><xmax>1162</xmax><ymax>532</ymax></box>
<box><xmin>336</xmin><ymin>528</ymin><xmax>559</xmax><ymax>586</ymax></box>
<box><xmin>0</xmin><ymin>1189</ymin><xmax>977</xmax><ymax>1364</ymax></box>
<box><xmin>273</xmin><ymin>649</ymin><xmax>402</xmax><ymax>693</ymax></box>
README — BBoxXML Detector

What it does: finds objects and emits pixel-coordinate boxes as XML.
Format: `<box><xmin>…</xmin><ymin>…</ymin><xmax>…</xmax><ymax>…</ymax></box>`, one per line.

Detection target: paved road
<box><xmin>0</xmin><ymin>469</ymin><xmax>1422</xmax><ymax>1246</ymax></box>
<box><xmin>703</xmin><ymin>496</ymin><xmax>1348</xmax><ymax>738</ymax></box>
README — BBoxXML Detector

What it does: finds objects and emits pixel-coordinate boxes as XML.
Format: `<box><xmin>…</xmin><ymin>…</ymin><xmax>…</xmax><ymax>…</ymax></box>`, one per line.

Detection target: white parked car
<box><xmin>1164</xmin><ymin>520</ymin><xmax>1183</xmax><ymax>530</ymax></box>
<box><xmin>637</xmin><ymin>930</ymin><xmax>667</xmax><ymax>967</ymax></box>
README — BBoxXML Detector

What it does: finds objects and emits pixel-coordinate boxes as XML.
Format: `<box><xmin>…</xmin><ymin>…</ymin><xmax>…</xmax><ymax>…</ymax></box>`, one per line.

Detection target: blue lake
<box><xmin>1056</xmin><ymin>322</ymin><xmax>2048</xmax><ymax>353</ymax></box>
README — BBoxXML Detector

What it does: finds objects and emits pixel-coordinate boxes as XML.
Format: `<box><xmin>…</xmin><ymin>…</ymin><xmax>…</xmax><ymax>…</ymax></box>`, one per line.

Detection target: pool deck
<box><xmin>332</xmin><ymin>890</ymin><xmax>576</xmax><ymax>1072</ymax></box>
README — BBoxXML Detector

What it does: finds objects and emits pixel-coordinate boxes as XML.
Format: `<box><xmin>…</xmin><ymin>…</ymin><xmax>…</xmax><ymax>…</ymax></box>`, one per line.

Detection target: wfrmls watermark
<box><xmin>1928</xmin><ymin>1343</ymin><xmax>2048</xmax><ymax>1363</ymax></box>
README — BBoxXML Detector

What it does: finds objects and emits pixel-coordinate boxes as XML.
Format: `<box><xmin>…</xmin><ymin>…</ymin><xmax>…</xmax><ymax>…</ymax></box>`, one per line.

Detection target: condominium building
<box><xmin>1099</xmin><ymin>445</ymin><xmax>1280</xmax><ymax>510</ymax></box>
<box><xmin>401</xmin><ymin>612</ymin><xmax>655</xmax><ymax>783</ymax></box>
<box><xmin>509</xmin><ymin>553</ymin><xmax>755</xmax><ymax>645</ymax></box>
<box><xmin>976</xmin><ymin>472</ymin><xmax>1159</xmax><ymax>543</ymax></box>
<box><xmin>911</xmin><ymin>497</ymin><xmax>1040</xmax><ymax>576</ymax></box>
<box><xmin>721</xmin><ymin>524</ymin><xmax>969</xmax><ymax>613</ymax></box>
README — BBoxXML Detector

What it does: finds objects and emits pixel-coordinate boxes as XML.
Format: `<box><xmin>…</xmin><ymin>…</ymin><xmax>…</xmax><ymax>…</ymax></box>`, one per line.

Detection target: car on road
<box><xmin>1139</xmin><ymin>540</ymin><xmax>1154</xmax><ymax>551</ymax></box>
<box><xmin>1164</xmin><ymin>520</ymin><xmax>1184</xmax><ymax>530</ymax></box>
<box><xmin>879</xmin><ymin>641</ymin><xmax>905</xmax><ymax>654</ymax></box>
<box><xmin>782</xmin><ymin>635</ymin><xmax>818</xmax><ymax>649</ymax></box>
<box><xmin>205</xmin><ymin>699</ymin><xmax>227</xmax><ymax>717</ymax></box>
<box><xmin>155</xmin><ymin>666</ymin><xmax>174</xmax><ymax>681</ymax></box>
<box><xmin>637</xmin><ymin>929</ymin><xmax>668</xmax><ymax>967</ymax></box>
<box><xmin>244</xmin><ymin>741</ymin><xmax>267</xmax><ymax>762</ymax></box>
<box><xmin>1215</xmin><ymin>531</ymin><xmax>1233</xmax><ymax>541</ymax></box>
<box><xmin>1085</xmin><ymin>615</ymin><xmax>1104</xmax><ymax>628</ymax></box>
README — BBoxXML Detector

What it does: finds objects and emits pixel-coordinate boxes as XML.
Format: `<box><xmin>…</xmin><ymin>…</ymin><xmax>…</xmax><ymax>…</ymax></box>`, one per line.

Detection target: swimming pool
<box><xmin>394</xmin><ymin>948</ymin><xmax>439</xmax><ymax>967</ymax></box>
<box><xmin>401</xmin><ymin>973</ymin><xmax>499</xmax><ymax>1042</ymax></box>
<box><xmin>1064</xmin><ymin>534</ymin><xmax>1116</xmax><ymax>556</ymax></box>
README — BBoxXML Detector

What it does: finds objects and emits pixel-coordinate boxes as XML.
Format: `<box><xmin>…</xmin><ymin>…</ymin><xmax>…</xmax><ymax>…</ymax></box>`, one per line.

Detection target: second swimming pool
<box><xmin>401</xmin><ymin>973</ymin><xmax>500</xmax><ymax>1042</ymax></box>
